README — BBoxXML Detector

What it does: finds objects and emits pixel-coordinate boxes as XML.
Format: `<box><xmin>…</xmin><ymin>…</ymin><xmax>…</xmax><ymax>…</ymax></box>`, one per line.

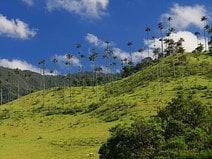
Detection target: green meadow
<box><xmin>0</xmin><ymin>53</ymin><xmax>211</xmax><ymax>159</ymax></box>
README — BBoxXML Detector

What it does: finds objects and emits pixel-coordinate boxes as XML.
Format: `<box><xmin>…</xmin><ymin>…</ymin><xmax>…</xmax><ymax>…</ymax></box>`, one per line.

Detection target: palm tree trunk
<box><xmin>0</xmin><ymin>87</ymin><xmax>2</xmax><ymax>105</ymax></box>
<box><xmin>95</xmin><ymin>70</ymin><xmax>98</xmax><ymax>102</ymax></box>
<box><xmin>42</xmin><ymin>65</ymin><xmax>45</xmax><ymax>106</ymax></box>
<box><xmin>18</xmin><ymin>83</ymin><xmax>20</xmax><ymax>99</ymax></box>
<box><xmin>204</xmin><ymin>29</ymin><xmax>207</xmax><ymax>51</ymax></box>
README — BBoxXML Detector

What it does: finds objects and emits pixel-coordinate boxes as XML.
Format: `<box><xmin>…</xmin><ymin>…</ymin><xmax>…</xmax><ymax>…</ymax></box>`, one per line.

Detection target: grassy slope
<box><xmin>0</xmin><ymin>53</ymin><xmax>211</xmax><ymax>159</ymax></box>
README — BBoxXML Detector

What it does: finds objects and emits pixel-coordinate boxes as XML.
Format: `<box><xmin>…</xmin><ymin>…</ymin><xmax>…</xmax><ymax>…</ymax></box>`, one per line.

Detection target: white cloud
<box><xmin>22</xmin><ymin>0</ymin><xmax>35</xmax><ymax>6</ymax></box>
<box><xmin>53</xmin><ymin>54</ymin><xmax>82</xmax><ymax>68</ymax></box>
<box><xmin>146</xmin><ymin>31</ymin><xmax>206</xmax><ymax>53</ymax></box>
<box><xmin>100</xmin><ymin>65</ymin><xmax>110</xmax><ymax>73</ymax></box>
<box><xmin>0</xmin><ymin>59</ymin><xmax>56</xmax><ymax>75</ymax></box>
<box><xmin>161</xmin><ymin>4</ymin><xmax>208</xmax><ymax>30</ymax></box>
<box><xmin>0</xmin><ymin>14</ymin><xmax>36</xmax><ymax>39</ymax></box>
<box><xmin>113</xmin><ymin>48</ymin><xmax>130</xmax><ymax>61</ymax></box>
<box><xmin>86</xmin><ymin>33</ymin><xmax>103</xmax><ymax>46</ymax></box>
<box><xmin>46</xmin><ymin>0</ymin><xmax>109</xmax><ymax>19</ymax></box>
<box><xmin>0</xmin><ymin>59</ymin><xmax>38</xmax><ymax>73</ymax></box>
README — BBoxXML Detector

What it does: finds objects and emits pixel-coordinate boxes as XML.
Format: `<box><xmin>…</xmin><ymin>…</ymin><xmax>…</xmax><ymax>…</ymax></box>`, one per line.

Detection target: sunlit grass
<box><xmin>0</xmin><ymin>53</ymin><xmax>211</xmax><ymax>159</ymax></box>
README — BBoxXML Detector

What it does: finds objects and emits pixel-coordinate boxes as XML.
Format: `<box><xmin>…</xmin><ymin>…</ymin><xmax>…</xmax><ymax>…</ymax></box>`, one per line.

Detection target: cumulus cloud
<box><xmin>46</xmin><ymin>0</ymin><xmax>109</xmax><ymax>19</ymax></box>
<box><xmin>21</xmin><ymin>0</ymin><xmax>35</xmax><ymax>6</ymax></box>
<box><xmin>0</xmin><ymin>59</ymin><xmax>45</xmax><ymax>74</ymax></box>
<box><xmin>161</xmin><ymin>4</ymin><xmax>208</xmax><ymax>30</ymax></box>
<box><xmin>86</xmin><ymin>33</ymin><xmax>104</xmax><ymax>47</ymax></box>
<box><xmin>85</xmin><ymin>33</ymin><xmax>112</xmax><ymax>48</ymax></box>
<box><xmin>113</xmin><ymin>48</ymin><xmax>130</xmax><ymax>61</ymax></box>
<box><xmin>0</xmin><ymin>14</ymin><xmax>36</xmax><ymax>39</ymax></box>
<box><xmin>53</xmin><ymin>54</ymin><xmax>82</xmax><ymax>68</ymax></box>
<box><xmin>100</xmin><ymin>65</ymin><xmax>110</xmax><ymax>73</ymax></box>
<box><xmin>0</xmin><ymin>59</ymin><xmax>56</xmax><ymax>75</ymax></box>
<box><xmin>146</xmin><ymin>31</ymin><xmax>206</xmax><ymax>53</ymax></box>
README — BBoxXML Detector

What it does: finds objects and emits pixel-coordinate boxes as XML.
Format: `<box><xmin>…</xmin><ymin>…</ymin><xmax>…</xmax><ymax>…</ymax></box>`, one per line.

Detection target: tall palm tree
<box><xmin>201</xmin><ymin>16</ymin><xmax>208</xmax><ymax>51</ymax></box>
<box><xmin>167</xmin><ymin>17</ymin><xmax>173</xmax><ymax>37</ymax></box>
<box><xmin>158</xmin><ymin>22</ymin><xmax>164</xmax><ymax>57</ymax></box>
<box><xmin>168</xmin><ymin>17</ymin><xmax>172</xmax><ymax>31</ymax></box>
<box><xmin>65</xmin><ymin>53</ymin><xmax>73</xmax><ymax>104</ymax></box>
<box><xmin>0</xmin><ymin>79</ymin><xmax>2</xmax><ymax>105</ymax></box>
<box><xmin>38</xmin><ymin>59</ymin><xmax>46</xmax><ymax>106</ymax></box>
<box><xmin>194</xmin><ymin>31</ymin><xmax>200</xmax><ymax>47</ymax></box>
<box><xmin>103</xmin><ymin>51</ymin><xmax>109</xmax><ymax>83</ymax></box>
<box><xmin>14</xmin><ymin>68</ymin><xmax>20</xmax><ymax>99</ymax></box>
<box><xmin>127</xmin><ymin>41</ymin><xmax>133</xmax><ymax>65</ymax></box>
<box><xmin>104</xmin><ymin>41</ymin><xmax>110</xmax><ymax>83</ymax></box>
<box><xmin>76</xmin><ymin>43</ymin><xmax>82</xmax><ymax>87</ymax></box>
<box><xmin>145</xmin><ymin>27</ymin><xmax>151</xmax><ymax>65</ymax></box>
<box><xmin>52</xmin><ymin>58</ymin><xmax>58</xmax><ymax>83</ymax></box>
<box><xmin>138</xmin><ymin>48</ymin><xmax>144</xmax><ymax>63</ymax></box>
<box><xmin>89</xmin><ymin>50</ymin><xmax>98</xmax><ymax>92</ymax></box>
<box><xmin>108</xmin><ymin>49</ymin><xmax>114</xmax><ymax>82</ymax></box>
<box><xmin>112</xmin><ymin>55</ymin><xmax>118</xmax><ymax>80</ymax></box>
<box><xmin>79</xmin><ymin>53</ymin><xmax>86</xmax><ymax>89</ymax></box>
<box><xmin>207</xmin><ymin>26</ymin><xmax>212</xmax><ymax>51</ymax></box>
<box><xmin>76</xmin><ymin>43</ymin><xmax>81</xmax><ymax>52</ymax></box>
<box><xmin>94</xmin><ymin>66</ymin><xmax>102</xmax><ymax>102</ymax></box>
<box><xmin>25</xmin><ymin>72</ymin><xmax>32</xmax><ymax>98</ymax></box>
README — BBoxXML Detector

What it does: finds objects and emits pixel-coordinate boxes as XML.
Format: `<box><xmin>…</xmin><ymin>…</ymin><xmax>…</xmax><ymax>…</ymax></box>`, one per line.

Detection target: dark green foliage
<box><xmin>99</xmin><ymin>94</ymin><xmax>211</xmax><ymax>159</ymax></box>
<box><xmin>0</xmin><ymin>108</ymin><xmax>10</xmax><ymax>120</ymax></box>
<box><xmin>99</xmin><ymin>120</ymin><xmax>164</xmax><ymax>159</ymax></box>
<box><xmin>32</xmin><ymin>106</ymin><xmax>83</xmax><ymax>116</ymax></box>
<box><xmin>85</xmin><ymin>103</ymin><xmax>100</xmax><ymax>113</ymax></box>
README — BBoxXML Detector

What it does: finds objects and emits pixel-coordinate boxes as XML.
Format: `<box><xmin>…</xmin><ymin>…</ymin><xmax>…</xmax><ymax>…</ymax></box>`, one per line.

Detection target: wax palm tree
<box><xmin>76</xmin><ymin>43</ymin><xmax>82</xmax><ymax>87</ymax></box>
<box><xmin>145</xmin><ymin>27</ymin><xmax>151</xmax><ymax>65</ymax></box>
<box><xmin>76</xmin><ymin>43</ymin><xmax>81</xmax><ymax>53</ymax></box>
<box><xmin>38</xmin><ymin>59</ymin><xmax>46</xmax><ymax>106</ymax></box>
<box><xmin>138</xmin><ymin>48</ymin><xmax>144</xmax><ymax>63</ymax></box>
<box><xmin>104</xmin><ymin>41</ymin><xmax>110</xmax><ymax>83</ymax></box>
<box><xmin>52</xmin><ymin>58</ymin><xmax>58</xmax><ymax>81</ymax></box>
<box><xmin>207</xmin><ymin>26</ymin><xmax>212</xmax><ymax>51</ymax></box>
<box><xmin>0</xmin><ymin>79</ymin><xmax>2</xmax><ymax>105</ymax></box>
<box><xmin>158</xmin><ymin>22</ymin><xmax>164</xmax><ymax>57</ymax></box>
<box><xmin>65</xmin><ymin>53</ymin><xmax>73</xmax><ymax>104</ymax></box>
<box><xmin>127</xmin><ymin>41</ymin><xmax>133</xmax><ymax>65</ymax></box>
<box><xmin>14</xmin><ymin>68</ymin><xmax>20</xmax><ymax>99</ymax></box>
<box><xmin>112</xmin><ymin>55</ymin><xmax>118</xmax><ymax>80</ymax></box>
<box><xmin>80</xmin><ymin>53</ymin><xmax>86</xmax><ymax>89</ymax></box>
<box><xmin>168</xmin><ymin>17</ymin><xmax>172</xmax><ymax>30</ymax></box>
<box><xmin>94</xmin><ymin>66</ymin><xmax>102</xmax><ymax>102</ymax></box>
<box><xmin>6</xmin><ymin>72</ymin><xmax>12</xmax><ymax>102</ymax></box>
<box><xmin>89</xmin><ymin>50</ymin><xmax>98</xmax><ymax>93</ymax></box>
<box><xmin>108</xmin><ymin>49</ymin><xmax>114</xmax><ymax>82</ymax></box>
<box><xmin>25</xmin><ymin>72</ymin><xmax>32</xmax><ymax>98</ymax></box>
<box><xmin>201</xmin><ymin>16</ymin><xmax>208</xmax><ymax>51</ymax></box>
<box><xmin>194</xmin><ymin>31</ymin><xmax>200</xmax><ymax>47</ymax></box>
<box><xmin>103</xmin><ymin>51</ymin><xmax>109</xmax><ymax>83</ymax></box>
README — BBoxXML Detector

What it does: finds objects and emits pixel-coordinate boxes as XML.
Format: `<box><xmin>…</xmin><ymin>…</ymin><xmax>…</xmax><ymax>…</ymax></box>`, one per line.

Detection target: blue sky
<box><xmin>0</xmin><ymin>0</ymin><xmax>211</xmax><ymax>74</ymax></box>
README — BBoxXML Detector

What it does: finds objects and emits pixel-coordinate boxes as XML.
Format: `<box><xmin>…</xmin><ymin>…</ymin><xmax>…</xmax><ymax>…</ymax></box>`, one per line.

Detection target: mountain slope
<box><xmin>0</xmin><ymin>66</ymin><xmax>117</xmax><ymax>104</ymax></box>
<box><xmin>0</xmin><ymin>52</ymin><xmax>211</xmax><ymax>159</ymax></box>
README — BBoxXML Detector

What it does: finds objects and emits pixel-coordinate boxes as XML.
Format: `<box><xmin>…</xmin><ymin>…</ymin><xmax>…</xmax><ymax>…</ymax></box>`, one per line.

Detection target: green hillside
<box><xmin>0</xmin><ymin>67</ymin><xmax>117</xmax><ymax>104</ymax></box>
<box><xmin>0</xmin><ymin>52</ymin><xmax>211</xmax><ymax>159</ymax></box>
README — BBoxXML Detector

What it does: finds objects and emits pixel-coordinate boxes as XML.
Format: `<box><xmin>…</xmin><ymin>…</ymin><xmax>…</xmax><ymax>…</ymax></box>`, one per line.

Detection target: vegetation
<box><xmin>0</xmin><ymin>52</ymin><xmax>211</xmax><ymax>159</ymax></box>
<box><xmin>99</xmin><ymin>93</ymin><xmax>211</xmax><ymax>158</ymax></box>
<box><xmin>0</xmin><ymin>66</ymin><xmax>117</xmax><ymax>104</ymax></box>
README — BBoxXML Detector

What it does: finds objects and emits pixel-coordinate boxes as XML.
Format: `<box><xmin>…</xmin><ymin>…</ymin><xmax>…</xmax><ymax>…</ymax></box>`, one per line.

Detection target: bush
<box><xmin>99</xmin><ymin>120</ymin><xmax>164</xmax><ymax>159</ymax></box>
<box><xmin>99</xmin><ymin>94</ymin><xmax>211</xmax><ymax>159</ymax></box>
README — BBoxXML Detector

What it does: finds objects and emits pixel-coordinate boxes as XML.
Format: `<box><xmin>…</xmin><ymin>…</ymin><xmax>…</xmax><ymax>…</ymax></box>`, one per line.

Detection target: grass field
<box><xmin>0</xmin><ymin>53</ymin><xmax>211</xmax><ymax>159</ymax></box>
